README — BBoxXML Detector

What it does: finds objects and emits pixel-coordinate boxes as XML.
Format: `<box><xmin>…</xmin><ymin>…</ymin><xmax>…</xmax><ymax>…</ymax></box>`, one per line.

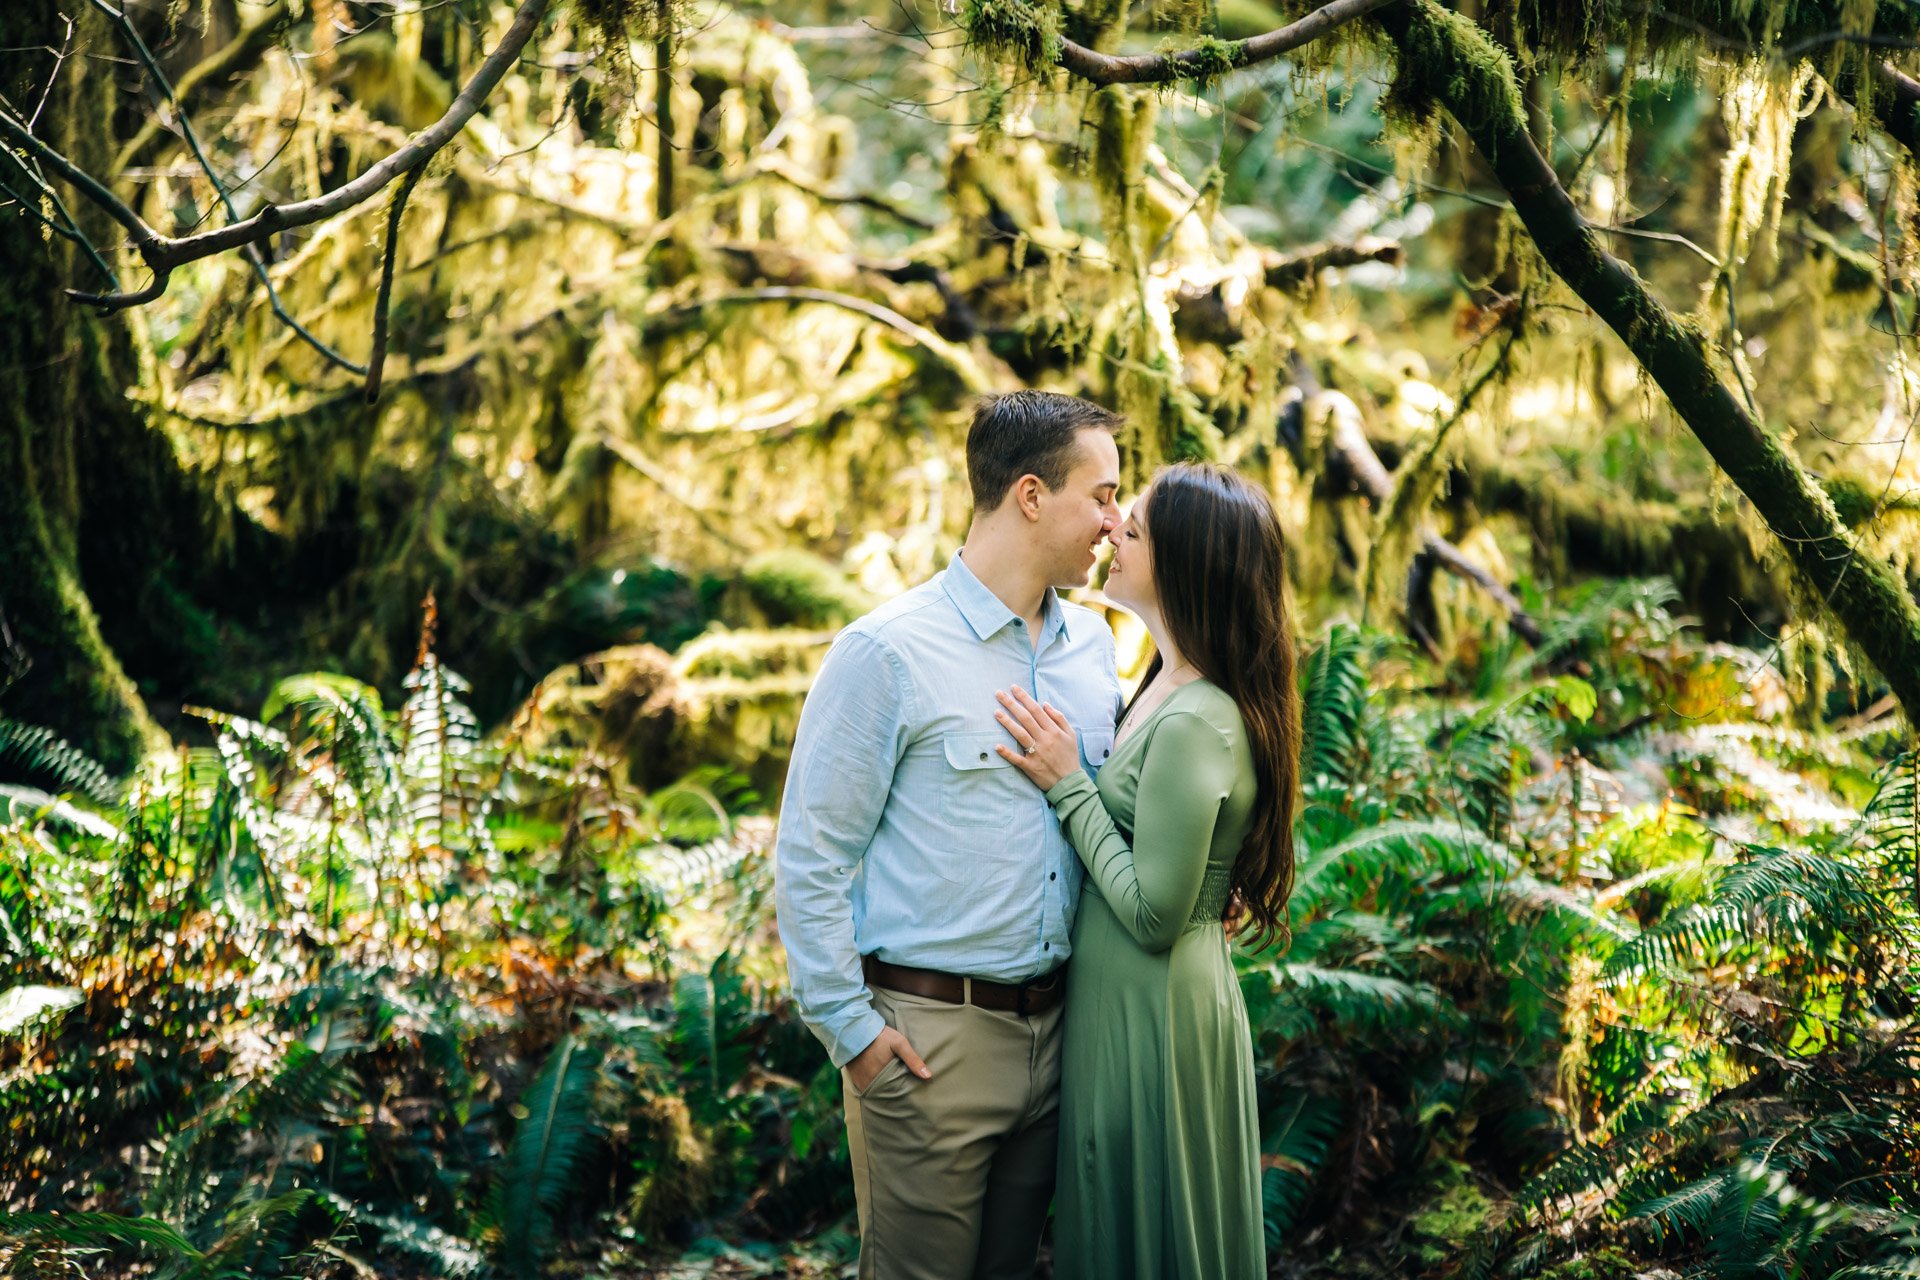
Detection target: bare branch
<box><xmin>0</xmin><ymin>0</ymin><xmax>550</xmax><ymax>311</ymax></box>
<box><xmin>658</xmin><ymin>286</ymin><xmax>995</xmax><ymax>391</ymax></box>
<box><xmin>757</xmin><ymin>155</ymin><xmax>937</xmax><ymax>231</ymax></box>
<box><xmin>29</xmin><ymin>15</ymin><xmax>75</xmax><ymax>130</ymax></box>
<box><xmin>90</xmin><ymin>0</ymin><xmax>365</xmax><ymax>372</ymax></box>
<box><xmin>365</xmin><ymin>167</ymin><xmax>425</xmax><ymax>403</ymax></box>
<box><xmin>1874</xmin><ymin>60</ymin><xmax>1920</xmax><ymax>156</ymax></box>
<box><xmin>112</xmin><ymin>0</ymin><xmax>291</xmax><ymax>178</ymax></box>
<box><xmin>0</xmin><ymin>98</ymin><xmax>158</xmax><ymax>248</ymax></box>
<box><xmin>0</xmin><ymin>142</ymin><xmax>120</xmax><ymax>289</ymax></box>
<box><xmin>1263</xmin><ymin>235</ymin><xmax>1404</xmax><ymax>288</ymax></box>
<box><xmin>1056</xmin><ymin>0</ymin><xmax>1398</xmax><ymax>85</ymax></box>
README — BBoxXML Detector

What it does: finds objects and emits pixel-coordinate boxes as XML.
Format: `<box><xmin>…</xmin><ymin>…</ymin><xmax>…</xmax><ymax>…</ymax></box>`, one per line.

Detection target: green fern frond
<box><xmin>628</xmin><ymin>817</ymin><xmax>774</xmax><ymax>902</ymax></box>
<box><xmin>492</xmin><ymin>1034</ymin><xmax>605</xmax><ymax>1277</ymax></box>
<box><xmin>262</xmin><ymin>673</ymin><xmax>403</xmax><ymax>829</ymax></box>
<box><xmin>194</xmin><ymin>1186</ymin><xmax>316</xmax><ymax>1278</ymax></box>
<box><xmin>1299</xmin><ymin>623</ymin><xmax>1370</xmax><ymax>786</ymax></box>
<box><xmin>1863</xmin><ymin>750</ymin><xmax>1918</xmax><ymax>906</ymax></box>
<box><xmin>1523</xmin><ymin>578</ymin><xmax>1682</xmax><ymax>672</ymax></box>
<box><xmin>1515</xmin><ymin>1096</ymin><xmax>1778</xmax><ymax>1220</ymax></box>
<box><xmin>1260</xmin><ymin>1086</ymin><xmax>1345</xmax><ymax>1247</ymax></box>
<box><xmin>1626</xmin><ymin>1167</ymin><xmax>1735</xmax><ymax>1245</ymax></box>
<box><xmin>398</xmin><ymin>649</ymin><xmax>485</xmax><ymax>855</ymax></box>
<box><xmin>1259</xmin><ymin>1090</ymin><xmax>1336</xmax><ymax>1243</ymax></box>
<box><xmin>1604</xmin><ymin>843</ymin><xmax>1887</xmax><ymax>986</ymax></box>
<box><xmin>1260</xmin><ymin>962</ymin><xmax>1464</xmax><ymax>1040</ymax></box>
<box><xmin>0</xmin><ymin>716</ymin><xmax>120</xmax><ymax>805</ymax></box>
<box><xmin>1292</xmin><ymin>817</ymin><xmax>1514</xmax><ymax>913</ymax></box>
<box><xmin>0</xmin><ymin>783</ymin><xmax>122</xmax><ymax>839</ymax></box>
<box><xmin>0</xmin><ymin>1211</ymin><xmax>204</xmax><ymax>1264</ymax></box>
<box><xmin>154</xmin><ymin>1043</ymin><xmax>350</xmax><ymax>1217</ymax></box>
<box><xmin>322</xmin><ymin>1197</ymin><xmax>485</xmax><ymax>1277</ymax></box>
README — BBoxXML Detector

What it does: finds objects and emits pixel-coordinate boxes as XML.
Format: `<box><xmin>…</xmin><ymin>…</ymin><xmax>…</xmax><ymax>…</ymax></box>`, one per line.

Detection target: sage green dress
<box><xmin>1042</xmin><ymin>679</ymin><xmax>1264</xmax><ymax>1280</ymax></box>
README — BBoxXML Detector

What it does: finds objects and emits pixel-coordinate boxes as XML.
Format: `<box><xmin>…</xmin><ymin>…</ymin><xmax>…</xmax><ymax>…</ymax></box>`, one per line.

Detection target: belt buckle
<box><xmin>1016</xmin><ymin>970</ymin><xmax>1057</xmax><ymax>1017</ymax></box>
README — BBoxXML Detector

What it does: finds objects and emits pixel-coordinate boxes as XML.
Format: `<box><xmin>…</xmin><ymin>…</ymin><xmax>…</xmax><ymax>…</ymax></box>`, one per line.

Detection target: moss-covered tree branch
<box><xmin>1365</xmin><ymin>0</ymin><xmax>1920</xmax><ymax>723</ymax></box>
<box><xmin>1873</xmin><ymin>60</ymin><xmax>1920</xmax><ymax>156</ymax></box>
<box><xmin>1052</xmin><ymin>0</ymin><xmax>1396</xmax><ymax>84</ymax></box>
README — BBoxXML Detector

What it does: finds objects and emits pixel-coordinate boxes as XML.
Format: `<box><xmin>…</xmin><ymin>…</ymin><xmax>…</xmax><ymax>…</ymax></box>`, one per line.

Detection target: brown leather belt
<box><xmin>863</xmin><ymin>955</ymin><xmax>1067</xmax><ymax>1017</ymax></box>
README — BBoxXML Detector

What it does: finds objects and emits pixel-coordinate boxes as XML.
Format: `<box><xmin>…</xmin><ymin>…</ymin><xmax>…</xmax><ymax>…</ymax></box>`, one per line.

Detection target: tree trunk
<box><xmin>1373</xmin><ymin>0</ymin><xmax>1920</xmax><ymax>725</ymax></box>
<box><xmin>0</xmin><ymin>3</ymin><xmax>202</xmax><ymax>771</ymax></box>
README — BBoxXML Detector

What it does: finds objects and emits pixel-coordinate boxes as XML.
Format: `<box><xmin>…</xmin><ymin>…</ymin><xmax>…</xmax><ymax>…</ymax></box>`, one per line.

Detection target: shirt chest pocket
<box><xmin>1080</xmin><ymin>729</ymin><xmax>1115</xmax><ymax>775</ymax></box>
<box><xmin>940</xmin><ymin>732</ymin><xmax>1019</xmax><ymax>843</ymax></box>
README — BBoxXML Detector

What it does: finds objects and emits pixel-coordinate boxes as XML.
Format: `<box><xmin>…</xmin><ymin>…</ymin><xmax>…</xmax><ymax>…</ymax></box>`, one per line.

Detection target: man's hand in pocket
<box><xmin>848</xmin><ymin>1026</ymin><xmax>932</xmax><ymax>1092</ymax></box>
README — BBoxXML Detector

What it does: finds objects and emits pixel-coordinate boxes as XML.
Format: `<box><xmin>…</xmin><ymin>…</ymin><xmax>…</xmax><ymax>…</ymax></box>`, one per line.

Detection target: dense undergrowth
<box><xmin>2</xmin><ymin>583</ymin><xmax>1917</xmax><ymax>1278</ymax></box>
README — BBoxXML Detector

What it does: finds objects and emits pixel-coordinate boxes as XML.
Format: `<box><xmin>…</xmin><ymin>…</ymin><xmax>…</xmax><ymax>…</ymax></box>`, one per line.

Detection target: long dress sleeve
<box><xmin>1043</xmin><ymin>708</ymin><xmax>1234</xmax><ymax>954</ymax></box>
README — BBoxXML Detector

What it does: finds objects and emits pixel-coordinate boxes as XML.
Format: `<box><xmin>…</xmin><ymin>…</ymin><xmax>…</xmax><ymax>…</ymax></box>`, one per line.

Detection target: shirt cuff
<box><xmin>1044</xmin><ymin>769</ymin><xmax>1097</xmax><ymax>807</ymax></box>
<box><xmin>825</xmin><ymin>1005</ymin><xmax>889</xmax><ymax>1070</ymax></box>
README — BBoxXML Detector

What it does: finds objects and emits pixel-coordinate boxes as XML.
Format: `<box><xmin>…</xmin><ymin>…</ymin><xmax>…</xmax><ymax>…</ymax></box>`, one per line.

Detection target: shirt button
<box><xmin>1049</xmin><ymin>872</ymin><xmax>1057</xmax><ymax>881</ymax></box>
<box><xmin>979</xmin><ymin>751</ymin><xmax>989</xmax><ymax>761</ymax></box>
<box><xmin>1044</xmin><ymin>942</ymin><xmax>1051</xmax><ymax>951</ymax></box>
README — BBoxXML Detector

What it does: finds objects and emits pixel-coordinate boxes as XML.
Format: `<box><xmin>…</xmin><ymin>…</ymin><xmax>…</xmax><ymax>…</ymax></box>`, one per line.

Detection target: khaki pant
<box><xmin>843</xmin><ymin>983</ymin><xmax>1065</xmax><ymax>1280</ymax></box>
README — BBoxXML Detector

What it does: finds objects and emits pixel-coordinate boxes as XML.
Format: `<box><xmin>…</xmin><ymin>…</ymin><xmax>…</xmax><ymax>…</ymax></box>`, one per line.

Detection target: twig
<box><xmin>29</xmin><ymin>15</ymin><xmax>75</xmax><ymax>130</ymax></box>
<box><xmin>0</xmin><ymin>0</ymin><xmax>550</xmax><ymax>310</ymax></box>
<box><xmin>365</xmin><ymin>166</ymin><xmax>424</xmax><ymax>403</ymax></box>
<box><xmin>1264</xmin><ymin>235</ymin><xmax>1404</xmax><ymax>287</ymax></box>
<box><xmin>112</xmin><ymin>0</ymin><xmax>291</xmax><ymax>176</ymax></box>
<box><xmin>0</xmin><ymin>152</ymin><xmax>121</xmax><ymax>289</ymax></box>
<box><xmin>90</xmin><ymin>0</ymin><xmax>366</xmax><ymax>373</ymax></box>
<box><xmin>656</xmin><ymin>286</ymin><xmax>993</xmax><ymax>391</ymax></box>
<box><xmin>655</xmin><ymin>0</ymin><xmax>674</xmax><ymax>221</ymax></box>
<box><xmin>756</xmin><ymin>157</ymin><xmax>936</xmax><ymax>231</ymax></box>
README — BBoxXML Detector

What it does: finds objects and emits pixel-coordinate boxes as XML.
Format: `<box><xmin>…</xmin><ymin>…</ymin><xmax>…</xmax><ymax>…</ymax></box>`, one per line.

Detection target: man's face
<box><xmin>1035</xmin><ymin>430</ymin><xmax>1122</xmax><ymax>589</ymax></box>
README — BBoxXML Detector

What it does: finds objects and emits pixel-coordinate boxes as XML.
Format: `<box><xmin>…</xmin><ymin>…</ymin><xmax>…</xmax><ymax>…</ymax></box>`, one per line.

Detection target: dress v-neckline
<box><xmin>1110</xmin><ymin>677</ymin><xmax>1208</xmax><ymax>760</ymax></box>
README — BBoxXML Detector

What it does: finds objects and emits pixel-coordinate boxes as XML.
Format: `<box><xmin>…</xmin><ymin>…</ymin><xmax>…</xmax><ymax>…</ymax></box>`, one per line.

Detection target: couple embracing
<box><xmin>774</xmin><ymin>391</ymin><xmax>1302</xmax><ymax>1279</ymax></box>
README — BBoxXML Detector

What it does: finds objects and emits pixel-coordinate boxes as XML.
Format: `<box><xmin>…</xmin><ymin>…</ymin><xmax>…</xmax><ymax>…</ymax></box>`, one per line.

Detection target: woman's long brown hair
<box><xmin>1123</xmin><ymin>462</ymin><xmax>1302</xmax><ymax>950</ymax></box>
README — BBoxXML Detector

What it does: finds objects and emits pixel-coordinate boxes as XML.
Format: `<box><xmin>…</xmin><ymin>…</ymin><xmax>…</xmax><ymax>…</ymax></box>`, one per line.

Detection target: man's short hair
<box><xmin>966</xmin><ymin>391</ymin><xmax>1123</xmax><ymax>514</ymax></box>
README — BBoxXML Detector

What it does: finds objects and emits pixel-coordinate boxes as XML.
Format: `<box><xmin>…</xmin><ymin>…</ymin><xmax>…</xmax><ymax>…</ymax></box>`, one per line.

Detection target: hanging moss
<box><xmin>1181</xmin><ymin>35</ymin><xmax>1242</xmax><ymax>90</ymax></box>
<box><xmin>962</xmin><ymin>0</ymin><xmax>1063</xmax><ymax>80</ymax></box>
<box><xmin>1511</xmin><ymin>0</ymin><xmax>1610</xmax><ymax>63</ymax></box>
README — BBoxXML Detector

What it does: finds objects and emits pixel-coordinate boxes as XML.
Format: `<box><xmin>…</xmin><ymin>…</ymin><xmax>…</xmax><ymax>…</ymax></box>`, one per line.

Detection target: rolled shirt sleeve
<box><xmin>774</xmin><ymin>629</ymin><xmax>913</xmax><ymax>1067</ymax></box>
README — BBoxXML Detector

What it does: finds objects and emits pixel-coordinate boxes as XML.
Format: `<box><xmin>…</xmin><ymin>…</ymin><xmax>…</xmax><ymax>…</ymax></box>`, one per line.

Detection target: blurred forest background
<box><xmin>3</xmin><ymin>0</ymin><xmax>1920</xmax><ymax>1275</ymax></box>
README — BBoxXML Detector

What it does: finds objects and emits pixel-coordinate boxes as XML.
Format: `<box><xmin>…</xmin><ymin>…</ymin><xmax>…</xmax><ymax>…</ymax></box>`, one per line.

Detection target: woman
<box><xmin>992</xmin><ymin>461</ymin><xmax>1302</xmax><ymax>1280</ymax></box>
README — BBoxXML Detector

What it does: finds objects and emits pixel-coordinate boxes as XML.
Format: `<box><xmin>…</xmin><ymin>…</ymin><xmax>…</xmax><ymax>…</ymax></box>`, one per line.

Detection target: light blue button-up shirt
<box><xmin>773</xmin><ymin>550</ymin><xmax>1123</xmax><ymax>1066</ymax></box>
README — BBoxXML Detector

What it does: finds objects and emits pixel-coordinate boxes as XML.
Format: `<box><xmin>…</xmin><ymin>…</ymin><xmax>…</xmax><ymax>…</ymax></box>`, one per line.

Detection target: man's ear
<box><xmin>1014</xmin><ymin>474</ymin><xmax>1045</xmax><ymax>522</ymax></box>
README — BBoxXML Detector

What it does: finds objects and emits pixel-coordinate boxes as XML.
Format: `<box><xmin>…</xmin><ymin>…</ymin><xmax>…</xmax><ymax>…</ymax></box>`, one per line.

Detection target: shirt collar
<box><xmin>943</xmin><ymin>549</ymin><xmax>1073</xmax><ymax>644</ymax></box>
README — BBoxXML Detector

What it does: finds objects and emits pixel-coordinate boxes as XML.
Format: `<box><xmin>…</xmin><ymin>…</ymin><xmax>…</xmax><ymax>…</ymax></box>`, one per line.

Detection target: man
<box><xmin>774</xmin><ymin>391</ymin><xmax>1126</xmax><ymax>1279</ymax></box>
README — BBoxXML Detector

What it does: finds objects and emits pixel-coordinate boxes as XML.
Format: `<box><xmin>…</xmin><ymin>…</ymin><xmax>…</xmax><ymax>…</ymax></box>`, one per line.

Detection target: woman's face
<box><xmin>1102</xmin><ymin>490</ymin><xmax>1155</xmax><ymax>611</ymax></box>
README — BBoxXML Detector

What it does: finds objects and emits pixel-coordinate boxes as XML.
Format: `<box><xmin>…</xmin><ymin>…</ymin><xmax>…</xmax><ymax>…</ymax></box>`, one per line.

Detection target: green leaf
<box><xmin>1551</xmin><ymin>674</ymin><xmax>1597</xmax><ymax>722</ymax></box>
